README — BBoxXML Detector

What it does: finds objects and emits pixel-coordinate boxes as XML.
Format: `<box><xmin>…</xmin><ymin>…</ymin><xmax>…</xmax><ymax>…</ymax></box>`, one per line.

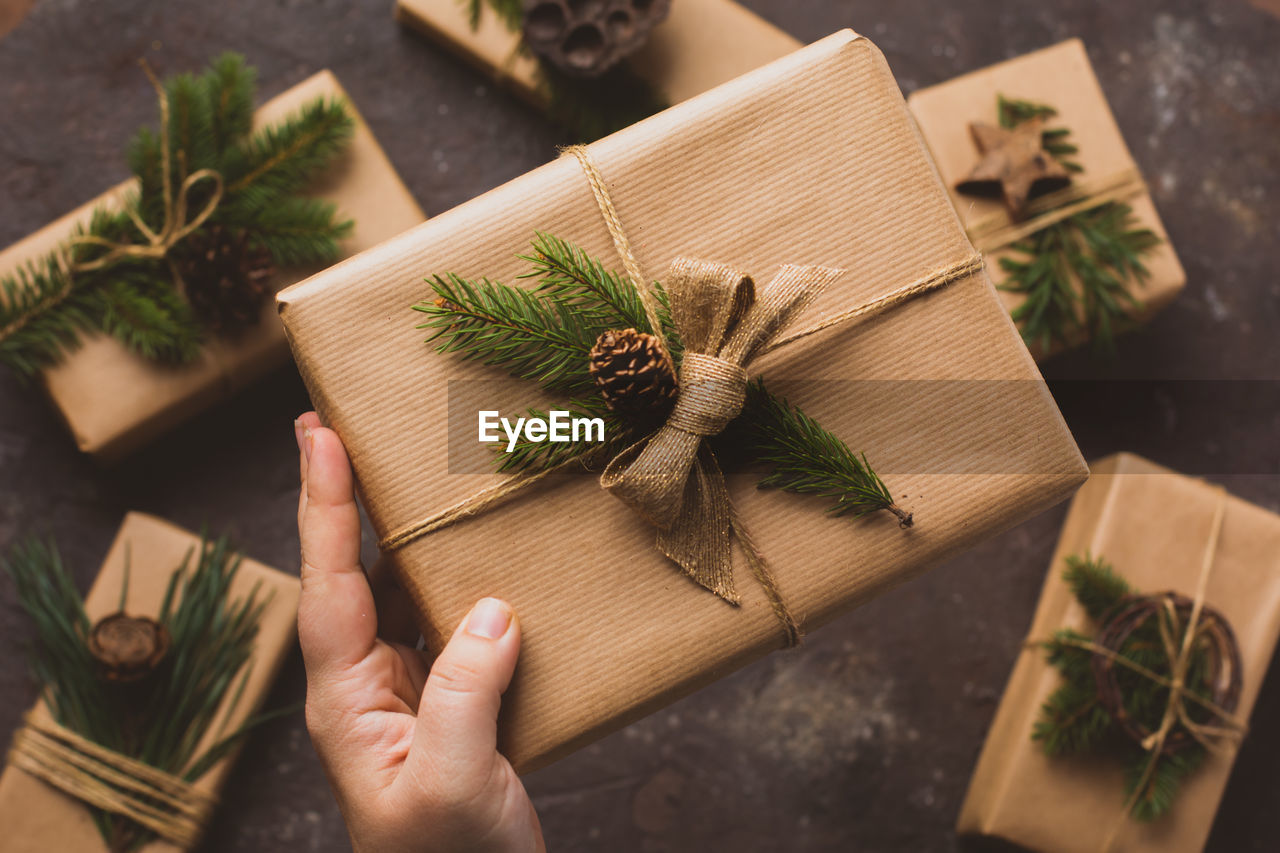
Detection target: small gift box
<box><xmin>957</xmin><ymin>453</ymin><xmax>1280</xmax><ymax>852</ymax></box>
<box><xmin>0</xmin><ymin>512</ymin><xmax>301</xmax><ymax>852</ymax></box>
<box><xmin>279</xmin><ymin>30</ymin><xmax>1088</xmax><ymax>772</ymax></box>
<box><xmin>908</xmin><ymin>40</ymin><xmax>1186</xmax><ymax>359</ymax></box>
<box><xmin>395</xmin><ymin>0</ymin><xmax>801</xmax><ymax>138</ymax></box>
<box><xmin>0</xmin><ymin>67</ymin><xmax>424</xmax><ymax>460</ymax></box>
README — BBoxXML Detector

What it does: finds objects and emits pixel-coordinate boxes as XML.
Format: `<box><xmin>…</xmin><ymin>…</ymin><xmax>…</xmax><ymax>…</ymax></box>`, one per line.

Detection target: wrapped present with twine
<box><xmin>908</xmin><ymin>40</ymin><xmax>1187</xmax><ymax>359</ymax></box>
<box><xmin>278</xmin><ymin>31</ymin><xmax>1089</xmax><ymax>773</ymax></box>
<box><xmin>0</xmin><ymin>64</ymin><xmax>423</xmax><ymax>460</ymax></box>
<box><xmin>957</xmin><ymin>454</ymin><xmax>1280</xmax><ymax>852</ymax></box>
<box><xmin>0</xmin><ymin>513</ymin><xmax>300</xmax><ymax>853</ymax></box>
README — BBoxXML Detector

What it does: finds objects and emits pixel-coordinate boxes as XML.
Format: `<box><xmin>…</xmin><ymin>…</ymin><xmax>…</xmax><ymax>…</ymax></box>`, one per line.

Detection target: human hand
<box><xmin>294</xmin><ymin>411</ymin><xmax>544</xmax><ymax>853</ymax></box>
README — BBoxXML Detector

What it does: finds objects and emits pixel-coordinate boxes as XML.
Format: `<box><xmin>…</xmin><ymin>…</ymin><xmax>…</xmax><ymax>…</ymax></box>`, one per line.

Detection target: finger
<box><xmin>298</xmin><ymin>425</ymin><xmax>376</xmax><ymax>678</ymax></box>
<box><xmin>295</xmin><ymin>411</ymin><xmax>323</xmax><ymax>530</ymax></box>
<box><xmin>408</xmin><ymin>598</ymin><xmax>521</xmax><ymax>780</ymax></box>
<box><xmin>368</xmin><ymin>556</ymin><xmax>423</xmax><ymax>646</ymax></box>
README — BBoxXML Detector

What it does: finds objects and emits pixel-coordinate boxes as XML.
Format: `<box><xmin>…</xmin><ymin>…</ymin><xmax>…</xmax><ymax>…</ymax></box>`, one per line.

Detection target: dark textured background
<box><xmin>2</xmin><ymin>1</ymin><xmax>1278</xmax><ymax>850</ymax></box>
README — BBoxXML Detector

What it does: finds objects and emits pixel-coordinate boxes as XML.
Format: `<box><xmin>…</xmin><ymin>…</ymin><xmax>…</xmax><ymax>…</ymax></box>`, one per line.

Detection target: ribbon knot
<box><xmin>665</xmin><ymin>353</ymin><xmax>748</xmax><ymax>437</ymax></box>
<box><xmin>601</xmin><ymin>258</ymin><xmax>845</xmax><ymax>603</ymax></box>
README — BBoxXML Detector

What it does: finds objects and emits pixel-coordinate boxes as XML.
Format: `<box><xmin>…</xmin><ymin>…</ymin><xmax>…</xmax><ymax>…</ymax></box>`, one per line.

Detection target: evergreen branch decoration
<box><xmin>0</xmin><ymin>54</ymin><xmax>355</xmax><ymax>379</ymax></box>
<box><xmin>992</xmin><ymin>95</ymin><xmax>1161</xmax><ymax>355</ymax></box>
<box><xmin>2</xmin><ymin>533</ymin><xmax>282</xmax><ymax>852</ymax></box>
<box><xmin>736</xmin><ymin>380</ymin><xmax>910</xmax><ymax>526</ymax></box>
<box><xmin>1032</xmin><ymin>554</ymin><xmax>1233</xmax><ymax>822</ymax></box>
<box><xmin>415</xmin><ymin>271</ymin><xmax>604</xmax><ymax>396</ymax></box>
<box><xmin>417</xmin><ymin>234</ymin><xmax>907</xmax><ymax>527</ymax></box>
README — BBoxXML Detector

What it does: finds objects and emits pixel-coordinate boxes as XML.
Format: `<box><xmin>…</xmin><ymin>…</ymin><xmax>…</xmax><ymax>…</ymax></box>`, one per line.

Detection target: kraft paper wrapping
<box><xmin>395</xmin><ymin>0</ymin><xmax>801</xmax><ymax>110</ymax></box>
<box><xmin>278</xmin><ymin>31</ymin><xmax>1088</xmax><ymax>772</ymax></box>
<box><xmin>907</xmin><ymin>40</ymin><xmax>1186</xmax><ymax>360</ymax></box>
<box><xmin>0</xmin><ymin>512</ymin><xmax>301</xmax><ymax>853</ymax></box>
<box><xmin>0</xmin><ymin>71</ymin><xmax>425</xmax><ymax>460</ymax></box>
<box><xmin>957</xmin><ymin>453</ymin><xmax>1280</xmax><ymax>852</ymax></box>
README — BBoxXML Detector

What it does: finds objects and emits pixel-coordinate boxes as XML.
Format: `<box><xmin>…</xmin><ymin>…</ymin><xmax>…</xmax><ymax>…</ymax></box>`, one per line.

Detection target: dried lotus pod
<box><xmin>522</xmin><ymin>0</ymin><xmax>672</xmax><ymax>78</ymax></box>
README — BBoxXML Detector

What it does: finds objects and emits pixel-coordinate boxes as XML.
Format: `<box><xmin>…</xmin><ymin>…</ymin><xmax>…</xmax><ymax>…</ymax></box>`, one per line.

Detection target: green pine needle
<box><xmin>538</xmin><ymin>61</ymin><xmax>671</xmax><ymax>143</ymax></box>
<box><xmin>732</xmin><ymin>379</ymin><xmax>909</xmax><ymax>526</ymax></box>
<box><xmin>519</xmin><ymin>231</ymin><xmax>676</xmax><ymax>344</ymax></box>
<box><xmin>1063</xmin><ymin>553</ymin><xmax>1132</xmax><ymax>623</ymax></box>
<box><xmin>463</xmin><ymin>0</ymin><xmax>523</xmax><ymax>33</ymax></box>
<box><xmin>1034</xmin><ymin>555</ymin><xmax>1221</xmax><ymax>822</ymax></box>
<box><xmin>420</xmin><ymin>236</ymin><xmax>904</xmax><ymax>525</ymax></box>
<box><xmin>2</xmin><ymin>53</ymin><xmax>354</xmax><ymax>378</ymax></box>
<box><xmin>492</xmin><ymin>395</ymin><xmax>630</xmax><ymax>473</ymax></box>
<box><xmin>415</xmin><ymin>271</ymin><xmax>602</xmax><ymax>395</ymax></box>
<box><xmin>460</xmin><ymin>0</ymin><xmax>667</xmax><ymax>141</ymax></box>
<box><xmin>993</xmin><ymin>94</ymin><xmax>1159</xmax><ymax>355</ymax></box>
<box><xmin>2</xmin><ymin>532</ymin><xmax>282</xmax><ymax>851</ymax></box>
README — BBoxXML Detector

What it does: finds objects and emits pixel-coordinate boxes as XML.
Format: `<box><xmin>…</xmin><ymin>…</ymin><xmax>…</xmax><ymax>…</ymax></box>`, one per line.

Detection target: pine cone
<box><xmin>88</xmin><ymin>613</ymin><xmax>171</xmax><ymax>682</ymax></box>
<box><xmin>173</xmin><ymin>225</ymin><xmax>275</xmax><ymax>337</ymax></box>
<box><xmin>589</xmin><ymin>328</ymin><xmax>677</xmax><ymax>419</ymax></box>
<box><xmin>522</xmin><ymin>0</ymin><xmax>672</xmax><ymax>78</ymax></box>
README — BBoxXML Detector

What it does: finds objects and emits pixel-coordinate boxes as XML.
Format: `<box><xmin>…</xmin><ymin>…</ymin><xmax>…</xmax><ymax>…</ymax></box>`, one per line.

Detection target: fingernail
<box><xmin>303</xmin><ymin>427</ymin><xmax>314</xmax><ymax>462</ymax></box>
<box><xmin>294</xmin><ymin>419</ymin><xmax>306</xmax><ymax>453</ymax></box>
<box><xmin>465</xmin><ymin>598</ymin><xmax>512</xmax><ymax>639</ymax></box>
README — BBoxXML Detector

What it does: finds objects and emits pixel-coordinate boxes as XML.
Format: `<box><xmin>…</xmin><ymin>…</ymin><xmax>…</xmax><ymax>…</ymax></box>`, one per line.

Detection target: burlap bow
<box><xmin>600</xmin><ymin>258</ymin><xmax>845</xmax><ymax>603</ymax></box>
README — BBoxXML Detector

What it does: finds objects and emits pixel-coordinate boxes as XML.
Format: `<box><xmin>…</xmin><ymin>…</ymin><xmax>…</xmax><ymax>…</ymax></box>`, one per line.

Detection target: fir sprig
<box><xmin>462</xmin><ymin>0</ymin><xmax>669</xmax><ymax>141</ymax></box>
<box><xmin>734</xmin><ymin>380</ymin><xmax>910</xmax><ymax>526</ymax></box>
<box><xmin>1033</xmin><ymin>554</ymin><xmax>1218</xmax><ymax>822</ymax></box>
<box><xmin>0</xmin><ymin>54</ymin><xmax>354</xmax><ymax>379</ymax></box>
<box><xmin>420</xmin><ymin>235</ymin><xmax>907</xmax><ymax>526</ymax></box>
<box><xmin>997</xmin><ymin>94</ymin><xmax>1082</xmax><ymax>172</ymax></box>
<box><xmin>2</xmin><ymin>533</ymin><xmax>286</xmax><ymax>852</ymax></box>
<box><xmin>415</xmin><ymin>271</ymin><xmax>604</xmax><ymax>395</ymax></box>
<box><xmin>494</xmin><ymin>395</ymin><xmax>630</xmax><ymax>473</ymax></box>
<box><xmin>993</xmin><ymin>95</ymin><xmax>1161</xmax><ymax>355</ymax></box>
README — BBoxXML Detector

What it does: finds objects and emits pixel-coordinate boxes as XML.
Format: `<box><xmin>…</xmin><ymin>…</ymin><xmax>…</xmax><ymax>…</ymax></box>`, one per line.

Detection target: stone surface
<box><xmin>1</xmin><ymin>1</ymin><xmax>1278</xmax><ymax>850</ymax></box>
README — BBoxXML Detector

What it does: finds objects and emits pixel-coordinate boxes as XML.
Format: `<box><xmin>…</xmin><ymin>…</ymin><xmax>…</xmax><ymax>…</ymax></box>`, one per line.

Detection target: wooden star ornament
<box><xmin>955</xmin><ymin>116</ymin><xmax>1072</xmax><ymax>220</ymax></box>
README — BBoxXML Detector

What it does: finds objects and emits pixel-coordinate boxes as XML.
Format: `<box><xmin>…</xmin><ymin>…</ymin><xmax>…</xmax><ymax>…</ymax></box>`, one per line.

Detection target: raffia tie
<box><xmin>379</xmin><ymin>144</ymin><xmax>984</xmax><ymax>646</ymax></box>
<box><xmin>966</xmin><ymin>166</ymin><xmax>1147</xmax><ymax>253</ymax></box>
<box><xmin>1029</xmin><ymin>487</ymin><xmax>1247</xmax><ymax>851</ymax></box>
<box><xmin>0</xmin><ymin>60</ymin><xmax>223</xmax><ymax>345</ymax></box>
<box><xmin>7</xmin><ymin>713</ymin><xmax>217</xmax><ymax>848</ymax></box>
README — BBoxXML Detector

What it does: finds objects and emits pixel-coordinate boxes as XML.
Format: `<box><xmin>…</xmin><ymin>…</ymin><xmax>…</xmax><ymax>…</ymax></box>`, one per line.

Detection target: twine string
<box><xmin>0</xmin><ymin>60</ymin><xmax>223</xmax><ymax>345</ymax></box>
<box><xmin>1024</xmin><ymin>487</ymin><xmax>1244</xmax><ymax>851</ymax></box>
<box><xmin>379</xmin><ymin>144</ymin><xmax>984</xmax><ymax>644</ymax></box>
<box><xmin>965</xmin><ymin>166</ymin><xmax>1147</xmax><ymax>253</ymax></box>
<box><xmin>8</xmin><ymin>713</ymin><xmax>217</xmax><ymax>848</ymax></box>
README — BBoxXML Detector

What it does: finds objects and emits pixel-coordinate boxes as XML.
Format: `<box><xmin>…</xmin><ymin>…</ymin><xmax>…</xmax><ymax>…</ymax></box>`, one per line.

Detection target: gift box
<box><xmin>908</xmin><ymin>40</ymin><xmax>1186</xmax><ymax>359</ymax></box>
<box><xmin>0</xmin><ymin>70</ymin><xmax>425</xmax><ymax>460</ymax></box>
<box><xmin>395</xmin><ymin>0</ymin><xmax>800</xmax><ymax>132</ymax></box>
<box><xmin>0</xmin><ymin>512</ymin><xmax>301</xmax><ymax>852</ymax></box>
<box><xmin>278</xmin><ymin>30</ymin><xmax>1088</xmax><ymax>772</ymax></box>
<box><xmin>957</xmin><ymin>453</ymin><xmax>1280</xmax><ymax>852</ymax></box>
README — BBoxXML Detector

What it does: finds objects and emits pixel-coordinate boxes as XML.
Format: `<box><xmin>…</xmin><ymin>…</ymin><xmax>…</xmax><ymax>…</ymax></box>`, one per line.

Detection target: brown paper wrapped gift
<box><xmin>395</xmin><ymin>0</ymin><xmax>800</xmax><ymax>114</ymax></box>
<box><xmin>0</xmin><ymin>512</ymin><xmax>301</xmax><ymax>852</ymax></box>
<box><xmin>957</xmin><ymin>453</ymin><xmax>1280</xmax><ymax>852</ymax></box>
<box><xmin>278</xmin><ymin>30</ymin><xmax>1088</xmax><ymax>772</ymax></box>
<box><xmin>0</xmin><ymin>71</ymin><xmax>425</xmax><ymax>460</ymax></box>
<box><xmin>908</xmin><ymin>40</ymin><xmax>1186</xmax><ymax>359</ymax></box>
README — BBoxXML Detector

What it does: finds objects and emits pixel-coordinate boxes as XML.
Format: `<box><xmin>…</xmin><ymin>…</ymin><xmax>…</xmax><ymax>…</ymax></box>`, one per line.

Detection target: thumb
<box><xmin>409</xmin><ymin>598</ymin><xmax>521</xmax><ymax>779</ymax></box>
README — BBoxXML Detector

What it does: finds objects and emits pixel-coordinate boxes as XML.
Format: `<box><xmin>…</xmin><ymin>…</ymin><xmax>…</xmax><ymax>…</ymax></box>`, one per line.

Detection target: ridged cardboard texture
<box><xmin>0</xmin><ymin>513</ymin><xmax>301</xmax><ymax>852</ymax></box>
<box><xmin>278</xmin><ymin>31</ymin><xmax>1088</xmax><ymax>772</ymax></box>
<box><xmin>957</xmin><ymin>453</ymin><xmax>1280</xmax><ymax>852</ymax></box>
